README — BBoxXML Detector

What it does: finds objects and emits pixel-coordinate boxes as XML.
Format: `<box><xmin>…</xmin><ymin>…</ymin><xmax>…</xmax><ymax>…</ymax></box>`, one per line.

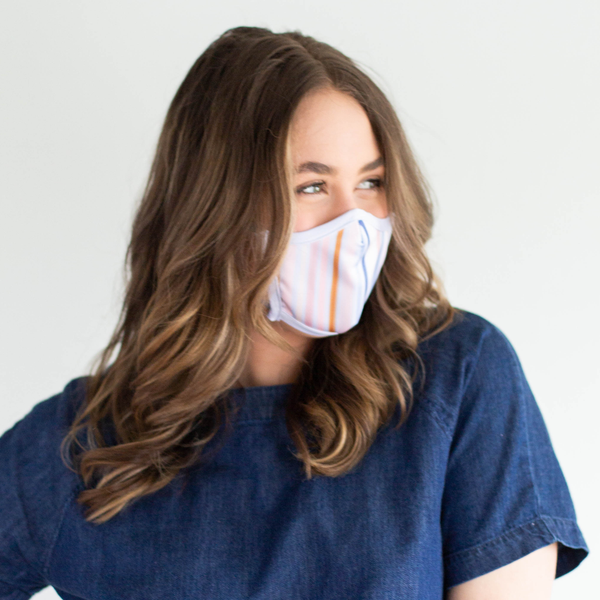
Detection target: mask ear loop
<box><xmin>266</xmin><ymin>275</ymin><xmax>282</xmax><ymax>321</ymax></box>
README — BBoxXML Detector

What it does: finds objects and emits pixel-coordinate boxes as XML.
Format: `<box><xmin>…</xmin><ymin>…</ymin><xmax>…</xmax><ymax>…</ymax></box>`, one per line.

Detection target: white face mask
<box><xmin>265</xmin><ymin>208</ymin><xmax>393</xmax><ymax>337</ymax></box>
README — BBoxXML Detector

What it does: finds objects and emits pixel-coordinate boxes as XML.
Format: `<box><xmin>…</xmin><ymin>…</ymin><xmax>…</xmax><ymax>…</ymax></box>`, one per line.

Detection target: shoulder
<box><xmin>0</xmin><ymin>373</ymin><xmax>90</xmax><ymax>488</ymax></box>
<box><xmin>0</xmin><ymin>376</ymin><xmax>89</xmax><ymax>573</ymax></box>
<box><xmin>413</xmin><ymin>308</ymin><xmax>525</xmax><ymax>436</ymax></box>
<box><xmin>1</xmin><ymin>375</ymin><xmax>89</xmax><ymax>492</ymax></box>
<box><xmin>419</xmin><ymin>307</ymin><xmax>515</xmax><ymax>365</ymax></box>
<box><xmin>1</xmin><ymin>376</ymin><xmax>90</xmax><ymax>467</ymax></box>
<box><xmin>422</xmin><ymin>311</ymin><xmax>590</xmax><ymax>585</ymax></box>
<box><xmin>4</xmin><ymin>376</ymin><xmax>88</xmax><ymax>436</ymax></box>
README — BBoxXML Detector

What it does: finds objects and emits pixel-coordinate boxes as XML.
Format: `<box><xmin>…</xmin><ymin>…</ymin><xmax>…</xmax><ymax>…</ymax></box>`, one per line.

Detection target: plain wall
<box><xmin>1</xmin><ymin>1</ymin><xmax>598</xmax><ymax>598</ymax></box>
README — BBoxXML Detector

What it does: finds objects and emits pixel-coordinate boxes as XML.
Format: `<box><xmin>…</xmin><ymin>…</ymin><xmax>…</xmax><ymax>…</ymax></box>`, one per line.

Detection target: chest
<box><xmin>47</xmin><ymin>413</ymin><xmax>451</xmax><ymax>599</ymax></box>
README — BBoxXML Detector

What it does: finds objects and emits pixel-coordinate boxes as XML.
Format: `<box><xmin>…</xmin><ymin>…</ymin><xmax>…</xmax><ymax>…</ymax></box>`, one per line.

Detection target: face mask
<box><xmin>265</xmin><ymin>208</ymin><xmax>393</xmax><ymax>337</ymax></box>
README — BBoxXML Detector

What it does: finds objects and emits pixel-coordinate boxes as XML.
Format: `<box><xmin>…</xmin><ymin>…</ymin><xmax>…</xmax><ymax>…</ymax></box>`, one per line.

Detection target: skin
<box><xmin>237</xmin><ymin>88</ymin><xmax>559</xmax><ymax>596</ymax></box>
<box><xmin>237</xmin><ymin>87</ymin><xmax>387</xmax><ymax>389</ymax></box>
<box><xmin>446</xmin><ymin>542</ymin><xmax>558</xmax><ymax>599</ymax></box>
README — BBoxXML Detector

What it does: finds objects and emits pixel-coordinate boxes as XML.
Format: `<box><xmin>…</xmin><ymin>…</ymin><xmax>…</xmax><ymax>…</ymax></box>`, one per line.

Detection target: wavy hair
<box><xmin>60</xmin><ymin>25</ymin><xmax>457</xmax><ymax>524</ymax></box>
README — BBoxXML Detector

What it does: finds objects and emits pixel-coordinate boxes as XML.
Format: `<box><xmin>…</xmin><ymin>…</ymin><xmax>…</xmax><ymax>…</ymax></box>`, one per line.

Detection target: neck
<box><xmin>237</xmin><ymin>321</ymin><xmax>316</xmax><ymax>388</ymax></box>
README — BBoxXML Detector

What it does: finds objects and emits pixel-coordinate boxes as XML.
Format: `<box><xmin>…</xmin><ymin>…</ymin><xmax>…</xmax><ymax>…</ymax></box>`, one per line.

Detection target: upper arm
<box><xmin>446</xmin><ymin>542</ymin><xmax>558</xmax><ymax>600</ymax></box>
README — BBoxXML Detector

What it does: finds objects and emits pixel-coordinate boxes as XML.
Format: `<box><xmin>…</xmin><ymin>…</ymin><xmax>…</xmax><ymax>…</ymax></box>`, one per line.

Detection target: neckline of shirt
<box><xmin>225</xmin><ymin>383</ymin><xmax>297</xmax><ymax>422</ymax></box>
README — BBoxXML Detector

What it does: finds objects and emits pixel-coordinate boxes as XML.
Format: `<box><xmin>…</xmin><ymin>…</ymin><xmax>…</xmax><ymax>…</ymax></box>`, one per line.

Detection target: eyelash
<box><xmin>296</xmin><ymin>177</ymin><xmax>384</xmax><ymax>195</ymax></box>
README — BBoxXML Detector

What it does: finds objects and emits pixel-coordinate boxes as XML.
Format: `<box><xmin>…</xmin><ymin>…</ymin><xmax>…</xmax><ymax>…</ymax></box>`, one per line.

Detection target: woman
<box><xmin>0</xmin><ymin>26</ymin><xmax>588</xmax><ymax>599</ymax></box>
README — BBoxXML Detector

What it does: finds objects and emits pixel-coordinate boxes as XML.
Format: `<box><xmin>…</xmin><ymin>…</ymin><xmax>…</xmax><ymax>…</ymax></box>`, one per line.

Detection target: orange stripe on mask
<box><xmin>329</xmin><ymin>229</ymin><xmax>344</xmax><ymax>332</ymax></box>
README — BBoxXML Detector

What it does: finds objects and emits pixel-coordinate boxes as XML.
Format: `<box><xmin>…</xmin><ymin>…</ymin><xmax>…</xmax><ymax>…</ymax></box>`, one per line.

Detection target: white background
<box><xmin>0</xmin><ymin>1</ymin><xmax>597</xmax><ymax>598</ymax></box>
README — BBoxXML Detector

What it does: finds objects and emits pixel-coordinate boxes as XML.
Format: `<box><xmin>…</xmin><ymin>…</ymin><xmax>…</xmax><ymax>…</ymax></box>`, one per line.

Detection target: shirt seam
<box><xmin>225</xmin><ymin>395</ymin><xmax>455</xmax><ymax>440</ymax></box>
<box><xmin>442</xmin><ymin>324</ymin><xmax>544</xmax><ymax>561</ymax></box>
<box><xmin>412</xmin><ymin>396</ymin><xmax>453</xmax><ymax>440</ymax></box>
<box><xmin>461</xmin><ymin>325</ymin><xmax>493</xmax><ymax>403</ymax></box>
<box><xmin>513</xmin><ymin>341</ymin><xmax>543</xmax><ymax>516</ymax></box>
<box><xmin>9</xmin><ymin>516</ymin><xmax>45</xmax><ymax>588</ymax></box>
<box><xmin>442</xmin><ymin>513</ymin><xmax>566</xmax><ymax>560</ymax></box>
<box><xmin>448</xmin><ymin>323</ymin><xmax>494</xmax><ymax>439</ymax></box>
<box><xmin>41</xmin><ymin>484</ymin><xmax>80</xmax><ymax>579</ymax></box>
<box><xmin>8</xmin><ymin>432</ymin><xmax>47</xmax><ymax>586</ymax></box>
<box><xmin>40</xmin><ymin>381</ymin><xmax>84</xmax><ymax>579</ymax></box>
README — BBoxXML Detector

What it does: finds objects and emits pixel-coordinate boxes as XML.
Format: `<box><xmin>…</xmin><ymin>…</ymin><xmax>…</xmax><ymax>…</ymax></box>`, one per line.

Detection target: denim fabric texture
<box><xmin>0</xmin><ymin>310</ymin><xmax>589</xmax><ymax>599</ymax></box>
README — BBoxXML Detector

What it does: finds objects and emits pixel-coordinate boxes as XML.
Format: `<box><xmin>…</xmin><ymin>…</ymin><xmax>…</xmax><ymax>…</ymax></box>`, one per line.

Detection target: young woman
<box><xmin>0</xmin><ymin>26</ymin><xmax>588</xmax><ymax>600</ymax></box>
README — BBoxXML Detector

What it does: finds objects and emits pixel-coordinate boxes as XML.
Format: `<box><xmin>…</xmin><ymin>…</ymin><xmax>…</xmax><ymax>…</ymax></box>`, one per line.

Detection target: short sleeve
<box><xmin>440</xmin><ymin>323</ymin><xmax>589</xmax><ymax>589</ymax></box>
<box><xmin>0</xmin><ymin>423</ymin><xmax>49</xmax><ymax>599</ymax></box>
<box><xmin>0</xmin><ymin>378</ymin><xmax>87</xmax><ymax>599</ymax></box>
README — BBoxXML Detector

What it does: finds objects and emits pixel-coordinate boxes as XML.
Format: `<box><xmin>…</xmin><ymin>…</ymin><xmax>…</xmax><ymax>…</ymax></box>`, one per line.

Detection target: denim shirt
<box><xmin>0</xmin><ymin>310</ymin><xmax>589</xmax><ymax>599</ymax></box>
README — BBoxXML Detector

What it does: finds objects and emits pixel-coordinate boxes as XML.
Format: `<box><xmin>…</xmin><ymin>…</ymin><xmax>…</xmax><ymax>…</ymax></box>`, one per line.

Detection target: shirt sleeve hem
<box><xmin>444</xmin><ymin>515</ymin><xmax>589</xmax><ymax>589</ymax></box>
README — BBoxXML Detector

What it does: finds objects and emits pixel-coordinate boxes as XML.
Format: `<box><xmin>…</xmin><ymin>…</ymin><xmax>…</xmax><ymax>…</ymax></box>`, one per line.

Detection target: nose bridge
<box><xmin>327</xmin><ymin>182</ymin><xmax>360</xmax><ymax>223</ymax></box>
<box><xmin>337</xmin><ymin>181</ymin><xmax>358</xmax><ymax>212</ymax></box>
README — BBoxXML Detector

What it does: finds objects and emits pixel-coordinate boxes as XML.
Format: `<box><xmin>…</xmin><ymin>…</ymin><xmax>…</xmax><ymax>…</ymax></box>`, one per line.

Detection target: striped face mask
<box><xmin>265</xmin><ymin>208</ymin><xmax>393</xmax><ymax>337</ymax></box>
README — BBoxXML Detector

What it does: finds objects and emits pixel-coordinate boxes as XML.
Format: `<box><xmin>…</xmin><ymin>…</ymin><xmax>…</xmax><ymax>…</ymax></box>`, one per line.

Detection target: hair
<box><xmin>60</xmin><ymin>25</ymin><xmax>457</xmax><ymax>524</ymax></box>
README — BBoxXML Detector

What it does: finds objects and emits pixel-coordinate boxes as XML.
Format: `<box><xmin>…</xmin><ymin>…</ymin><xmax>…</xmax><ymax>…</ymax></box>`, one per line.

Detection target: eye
<box><xmin>357</xmin><ymin>177</ymin><xmax>384</xmax><ymax>190</ymax></box>
<box><xmin>296</xmin><ymin>181</ymin><xmax>325</xmax><ymax>195</ymax></box>
<box><xmin>296</xmin><ymin>177</ymin><xmax>384</xmax><ymax>196</ymax></box>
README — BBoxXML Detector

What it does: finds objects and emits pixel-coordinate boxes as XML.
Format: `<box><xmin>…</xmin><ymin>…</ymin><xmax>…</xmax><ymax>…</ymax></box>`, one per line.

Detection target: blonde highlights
<box><xmin>60</xmin><ymin>26</ymin><xmax>456</xmax><ymax>524</ymax></box>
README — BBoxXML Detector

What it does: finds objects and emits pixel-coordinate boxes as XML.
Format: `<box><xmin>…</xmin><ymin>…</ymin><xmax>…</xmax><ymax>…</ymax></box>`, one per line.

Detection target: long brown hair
<box><xmin>60</xmin><ymin>25</ymin><xmax>456</xmax><ymax>524</ymax></box>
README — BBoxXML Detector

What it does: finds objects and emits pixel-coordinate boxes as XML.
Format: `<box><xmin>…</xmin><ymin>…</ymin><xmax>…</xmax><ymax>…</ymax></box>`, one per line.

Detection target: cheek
<box><xmin>364</xmin><ymin>196</ymin><xmax>388</xmax><ymax>219</ymax></box>
<box><xmin>374</xmin><ymin>203</ymin><xmax>388</xmax><ymax>219</ymax></box>
<box><xmin>293</xmin><ymin>210</ymin><xmax>317</xmax><ymax>233</ymax></box>
<box><xmin>375</xmin><ymin>194</ymin><xmax>388</xmax><ymax>218</ymax></box>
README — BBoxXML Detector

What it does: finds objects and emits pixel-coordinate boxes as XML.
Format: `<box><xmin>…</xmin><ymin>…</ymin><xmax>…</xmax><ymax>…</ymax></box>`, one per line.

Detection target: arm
<box><xmin>446</xmin><ymin>542</ymin><xmax>558</xmax><ymax>600</ymax></box>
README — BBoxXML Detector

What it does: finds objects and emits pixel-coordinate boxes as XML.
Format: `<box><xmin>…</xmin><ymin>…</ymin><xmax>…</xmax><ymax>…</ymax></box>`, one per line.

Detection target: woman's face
<box><xmin>290</xmin><ymin>87</ymin><xmax>387</xmax><ymax>233</ymax></box>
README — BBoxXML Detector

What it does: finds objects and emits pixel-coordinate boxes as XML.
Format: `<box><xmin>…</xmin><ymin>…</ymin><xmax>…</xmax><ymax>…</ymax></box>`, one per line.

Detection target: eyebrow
<box><xmin>295</xmin><ymin>156</ymin><xmax>384</xmax><ymax>175</ymax></box>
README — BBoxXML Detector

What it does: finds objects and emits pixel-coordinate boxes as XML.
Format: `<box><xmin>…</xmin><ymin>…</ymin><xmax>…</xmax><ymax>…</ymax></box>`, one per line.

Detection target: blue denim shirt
<box><xmin>0</xmin><ymin>310</ymin><xmax>588</xmax><ymax>599</ymax></box>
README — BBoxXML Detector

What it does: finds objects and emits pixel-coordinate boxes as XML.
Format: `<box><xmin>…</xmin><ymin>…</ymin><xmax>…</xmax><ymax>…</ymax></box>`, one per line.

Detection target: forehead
<box><xmin>289</xmin><ymin>89</ymin><xmax>379</xmax><ymax>163</ymax></box>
